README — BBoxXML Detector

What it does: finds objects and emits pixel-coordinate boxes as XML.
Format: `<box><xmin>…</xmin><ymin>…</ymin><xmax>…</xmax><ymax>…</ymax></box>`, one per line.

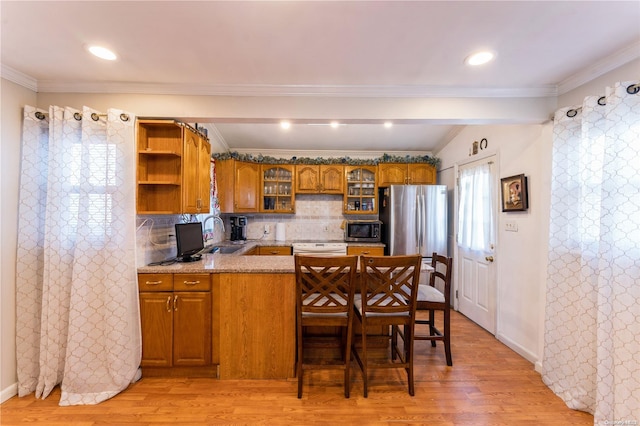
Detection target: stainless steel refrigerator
<box><xmin>379</xmin><ymin>185</ymin><xmax>448</xmax><ymax>259</ymax></box>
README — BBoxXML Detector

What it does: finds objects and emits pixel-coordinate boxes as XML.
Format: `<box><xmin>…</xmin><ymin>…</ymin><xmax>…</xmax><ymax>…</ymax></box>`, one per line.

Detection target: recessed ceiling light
<box><xmin>280</xmin><ymin>121</ymin><xmax>291</xmax><ymax>130</ymax></box>
<box><xmin>384</xmin><ymin>122</ymin><xmax>393</xmax><ymax>128</ymax></box>
<box><xmin>88</xmin><ymin>45</ymin><xmax>117</xmax><ymax>61</ymax></box>
<box><xmin>330</xmin><ymin>121</ymin><xmax>340</xmax><ymax>129</ymax></box>
<box><xmin>465</xmin><ymin>51</ymin><xmax>495</xmax><ymax>66</ymax></box>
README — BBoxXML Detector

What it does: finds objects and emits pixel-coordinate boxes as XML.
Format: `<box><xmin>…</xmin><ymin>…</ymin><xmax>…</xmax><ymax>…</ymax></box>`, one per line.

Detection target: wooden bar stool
<box><xmin>413</xmin><ymin>252</ymin><xmax>454</xmax><ymax>366</ymax></box>
<box><xmin>294</xmin><ymin>254</ymin><xmax>358</xmax><ymax>398</ymax></box>
<box><xmin>352</xmin><ymin>254</ymin><xmax>421</xmax><ymax>397</ymax></box>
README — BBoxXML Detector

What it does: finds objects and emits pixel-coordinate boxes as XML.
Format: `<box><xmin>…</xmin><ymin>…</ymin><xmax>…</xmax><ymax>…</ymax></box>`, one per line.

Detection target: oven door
<box><xmin>292</xmin><ymin>243</ymin><xmax>348</xmax><ymax>256</ymax></box>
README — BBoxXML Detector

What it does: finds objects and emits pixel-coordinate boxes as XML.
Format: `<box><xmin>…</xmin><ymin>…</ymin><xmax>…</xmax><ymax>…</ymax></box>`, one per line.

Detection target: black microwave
<box><xmin>344</xmin><ymin>220</ymin><xmax>382</xmax><ymax>242</ymax></box>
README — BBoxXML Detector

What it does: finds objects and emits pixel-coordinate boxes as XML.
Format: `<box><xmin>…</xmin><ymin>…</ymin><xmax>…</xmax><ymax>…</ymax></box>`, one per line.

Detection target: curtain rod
<box><xmin>33</xmin><ymin>111</ymin><xmax>130</xmax><ymax>122</ymax></box>
<box><xmin>566</xmin><ymin>82</ymin><xmax>639</xmax><ymax>118</ymax></box>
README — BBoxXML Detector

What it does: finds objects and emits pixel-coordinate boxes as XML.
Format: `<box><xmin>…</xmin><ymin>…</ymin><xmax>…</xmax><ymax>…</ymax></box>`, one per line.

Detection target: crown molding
<box><xmin>433</xmin><ymin>125</ymin><xmax>465</xmax><ymax>155</ymax></box>
<box><xmin>202</xmin><ymin>124</ymin><xmax>230</xmax><ymax>153</ymax></box>
<box><xmin>32</xmin><ymin>80</ymin><xmax>557</xmax><ymax>99</ymax></box>
<box><xmin>0</xmin><ymin>64</ymin><xmax>38</xmax><ymax>92</ymax></box>
<box><xmin>557</xmin><ymin>41</ymin><xmax>640</xmax><ymax>95</ymax></box>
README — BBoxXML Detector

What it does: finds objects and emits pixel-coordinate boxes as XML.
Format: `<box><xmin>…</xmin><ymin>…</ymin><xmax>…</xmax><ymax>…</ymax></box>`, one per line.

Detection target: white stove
<box><xmin>292</xmin><ymin>242</ymin><xmax>348</xmax><ymax>256</ymax></box>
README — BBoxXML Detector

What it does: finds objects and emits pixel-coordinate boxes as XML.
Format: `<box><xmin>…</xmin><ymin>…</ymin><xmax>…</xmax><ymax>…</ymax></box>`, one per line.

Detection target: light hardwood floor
<box><xmin>1</xmin><ymin>311</ymin><xmax>593</xmax><ymax>425</ymax></box>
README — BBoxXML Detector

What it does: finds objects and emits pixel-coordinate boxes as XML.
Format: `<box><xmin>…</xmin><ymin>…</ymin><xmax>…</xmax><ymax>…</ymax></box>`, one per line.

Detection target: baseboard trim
<box><xmin>496</xmin><ymin>332</ymin><xmax>539</xmax><ymax>366</ymax></box>
<box><xmin>534</xmin><ymin>360</ymin><xmax>543</xmax><ymax>374</ymax></box>
<box><xmin>1</xmin><ymin>382</ymin><xmax>18</xmax><ymax>403</ymax></box>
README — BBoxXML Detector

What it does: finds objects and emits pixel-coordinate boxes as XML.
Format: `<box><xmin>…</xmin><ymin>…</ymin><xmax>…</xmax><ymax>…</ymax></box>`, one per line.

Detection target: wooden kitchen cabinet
<box><xmin>139</xmin><ymin>291</ymin><xmax>174</xmax><ymax>367</ymax></box>
<box><xmin>347</xmin><ymin>246</ymin><xmax>385</xmax><ymax>256</ymax></box>
<box><xmin>214</xmin><ymin>272</ymin><xmax>296</xmax><ymax>379</ymax></box>
<box><xmin>138</xmin><ymin>273</ymin><xmax>212</xmax><ymax>373</ymax></box>
<box><xmin>242</xmin><ymin>246</ymin><xmax>259</xmax><ymax>255</ymax></box>
<box><xmin>344</xmin><ymin>165</ymin><xmax>378</xmax><ymax>214</ymax></box>
<box><xmin>261</xmin><ymin>165</ymin><xmax>295</xmax><ymax>213</ymax></box>
<box><xmin>258</xmin><ymin>246</ymin><xmax>292</xmax><ymax>255</ymax></box>
<box><xmin>136</xmin><ymin>119</ymin><xmax>211</xmax><ymax>214</ymax></box>
<box><xmin>295</xmin><ymin>164</ymin><xmax>344</xmax><ymax>194</ymax></box>
<box><xmin>182</xmin><ymin>128</ymin><xmax>211</xmax><ymax>213</ymax></box>
<box><xmin>216</xmin><ymin>159</ymin><xmax>260</xmax><ymax>213</ymax></box>
<box><xmin>377</xmin><ymin>163</ymin><xmax>436</xmax><ymax>186</ymax></box>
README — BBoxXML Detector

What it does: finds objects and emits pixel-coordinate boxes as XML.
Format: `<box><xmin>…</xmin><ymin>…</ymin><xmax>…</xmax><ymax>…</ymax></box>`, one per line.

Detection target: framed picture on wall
<box><xmin>501</xmin><ymin>174</ymin><xmax>528</xmax><ymax>212</ymax></box>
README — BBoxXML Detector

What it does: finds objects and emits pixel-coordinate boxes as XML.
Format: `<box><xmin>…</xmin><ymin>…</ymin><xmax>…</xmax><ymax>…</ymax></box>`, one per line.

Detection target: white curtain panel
<box><xmin>543</xmin><ymin>81</ymin><xmax>640</xmax><ymax>423</ymax></box>
<box><xmin>16</xmin><ymin>105</ymin><xmax>141</xmax><ymax>405</ymax></box>
<box><xmin>457</xmin><ymin>162</ymin><xmax>494</xmax><ymax>251</ymax></box>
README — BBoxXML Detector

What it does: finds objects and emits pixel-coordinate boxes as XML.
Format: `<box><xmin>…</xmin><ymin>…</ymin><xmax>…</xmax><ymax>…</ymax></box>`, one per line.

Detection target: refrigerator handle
<box><xmin>414</xmin><ymin>192</ymin><xmax>421</xmax><ymax>251</ymax></box>
<box><xmin>417</xmin><ymin>191</ymin><xmax>424</xmax><ymax>251</ymax></box>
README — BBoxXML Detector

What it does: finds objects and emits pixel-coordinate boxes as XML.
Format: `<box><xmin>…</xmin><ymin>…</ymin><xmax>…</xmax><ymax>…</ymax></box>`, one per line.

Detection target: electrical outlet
<box><xmin>264</xmin><ymin>224</ymin><xmax>270</xmax><ymax>234</ymax></box>
<box><xmin>505</xmin><ymin>221</ymin><xmax>518</xmax><ymax>232</ymax></box>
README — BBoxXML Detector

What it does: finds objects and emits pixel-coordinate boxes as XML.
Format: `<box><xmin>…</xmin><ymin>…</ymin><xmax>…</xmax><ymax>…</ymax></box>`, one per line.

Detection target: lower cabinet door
<box><xmin>140</xmin><ymin>292</ymin><xmax>173</xmax><ymax>367</ymax></box>
<box><xmin>173</xmin><ymin>292</ymin><xmax>212</xmax><ymax>366</ymax></box>
<box><xmin>347</xmin><ymin>246</ymin><xmax>385</xmax><ymax>256</ymax></box>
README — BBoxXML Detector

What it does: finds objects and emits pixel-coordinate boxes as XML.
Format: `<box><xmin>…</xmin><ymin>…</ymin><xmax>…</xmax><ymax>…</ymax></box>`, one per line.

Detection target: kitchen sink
<box><xmin>209</xmin><ymin>245</ymin><xmax>243</xmax><ymax>254</ymax></box>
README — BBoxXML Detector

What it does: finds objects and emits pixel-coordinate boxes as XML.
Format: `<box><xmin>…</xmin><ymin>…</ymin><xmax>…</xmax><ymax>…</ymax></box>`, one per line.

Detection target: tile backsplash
<box><xmin>136</xmin><ymin>194</ymin><xmax>377</xmax><ymax>266</ymax></box>
<box><xmin>240</xmin><ymin>194</ymin><xmax>347</xmax><ymax>241</ymax></box>
<box><xmin>136</xmin><ymin>215</ymin><xmax>183</xmax><ymax>266</ymax></box>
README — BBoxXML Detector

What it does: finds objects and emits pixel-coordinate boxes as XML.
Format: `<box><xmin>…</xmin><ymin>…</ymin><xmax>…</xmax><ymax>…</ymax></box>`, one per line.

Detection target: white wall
<box><xmin>433</xmin><ymin>59</ymin><xmax>640</xmax><ymax>370</ymax></box>
<box><xmin>1</xmin><ymin>78</ymin><xmax>37</xmax><ymax>402</ymax></box>
<box><xmin>436</xmin><ymin>124</ymin><xmax>553</xmax><ymax>365</ymax></box>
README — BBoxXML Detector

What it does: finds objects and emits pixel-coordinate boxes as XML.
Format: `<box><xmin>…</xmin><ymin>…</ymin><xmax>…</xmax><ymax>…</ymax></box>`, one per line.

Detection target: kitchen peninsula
<box><xmin>137</xmin><ymin>241</ymin><xmax>383</xmax><ymax>380</ymax></box>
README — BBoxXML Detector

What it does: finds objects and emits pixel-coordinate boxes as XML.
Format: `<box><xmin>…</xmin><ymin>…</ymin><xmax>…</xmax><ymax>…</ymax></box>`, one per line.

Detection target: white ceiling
<box><xmin>2</xmin><ymin>1</ymin><xmax>639</xmax><ymax>153</ymax></box>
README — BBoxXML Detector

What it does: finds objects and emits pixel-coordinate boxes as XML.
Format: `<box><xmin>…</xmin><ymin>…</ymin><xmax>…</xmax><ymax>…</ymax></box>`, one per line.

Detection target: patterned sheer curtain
<box><xmin>457</xmin><ymin>162</ymin><xmax>494</xmax><ymax>251</ymax></box>
<box><xmin>16</xmin><ymin>105</ymin><xmax>141</xmax><ymax>406</ymax></box>
<box><xmin>543</xmin><ymin>81</ymin><xmax>640</xmax><ymax>423</ymax></box>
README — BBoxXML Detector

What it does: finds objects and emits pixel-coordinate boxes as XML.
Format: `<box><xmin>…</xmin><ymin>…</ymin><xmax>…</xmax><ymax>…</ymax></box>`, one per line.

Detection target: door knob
<box><xmin>485</xmin><ymin>256</ymin><xmax>494</xmax><ymax>262</ymax></box>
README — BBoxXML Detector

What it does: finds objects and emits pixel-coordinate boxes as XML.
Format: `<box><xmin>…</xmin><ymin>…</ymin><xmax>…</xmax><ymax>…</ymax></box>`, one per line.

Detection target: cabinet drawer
<box><xmin>138</xmin><ymin>273</ymin><xmax>173</xmax><ymax>292</ymax></box>
<box><xmin>258</xmin><ymin>246</ymin><xmax>292</xmax><ymax>256</ymax></box>
<box><xmin>174</xmin><ymin>274</ymin><xmax>211</xmax><ymax>291</ymax></box>
<box><xmin>347</xmin><ymin>246</ymin><xmax>385</xmax><ymax>256</ymax></box>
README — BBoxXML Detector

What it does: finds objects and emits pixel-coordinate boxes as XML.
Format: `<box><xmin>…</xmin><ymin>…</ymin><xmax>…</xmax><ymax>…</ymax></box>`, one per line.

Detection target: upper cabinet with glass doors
<box><xmin>344</xmin><ymin>166</ymin><xmax>377</xmax><ymax>215</ymax></box>
<box><xmin>261</xmin><ymin>165</ymin><xmax>295</xmax><ymax>213</ymax></box>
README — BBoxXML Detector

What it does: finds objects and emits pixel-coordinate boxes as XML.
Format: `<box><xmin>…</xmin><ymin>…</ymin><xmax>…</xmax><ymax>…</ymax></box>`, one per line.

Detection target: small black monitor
<box><xmin>175</xmin><ymin>222</ymin><xmax>204</xmax><ymax>262</ymax></box>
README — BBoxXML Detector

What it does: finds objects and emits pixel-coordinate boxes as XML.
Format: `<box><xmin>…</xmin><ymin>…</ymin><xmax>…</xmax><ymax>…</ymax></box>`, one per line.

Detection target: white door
<box><xmin>455</xmin><ymin>156</ymin><xmax>497</xmax><ymax>334</ymax></box>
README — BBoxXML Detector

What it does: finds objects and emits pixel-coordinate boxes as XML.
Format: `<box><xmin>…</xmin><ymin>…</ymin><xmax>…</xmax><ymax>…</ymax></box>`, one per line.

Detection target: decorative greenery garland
<box><xmin>212</xmin><ymin>152</ymin><xmax>440</xmax><ymax>168</ymax></box>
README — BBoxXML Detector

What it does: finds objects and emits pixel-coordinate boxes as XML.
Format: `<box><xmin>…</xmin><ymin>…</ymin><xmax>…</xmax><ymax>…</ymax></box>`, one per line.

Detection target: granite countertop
<box><xmin>138</xmin><ymin>239</ymin><xmax>384</xmax><ymax>274</ymax></box>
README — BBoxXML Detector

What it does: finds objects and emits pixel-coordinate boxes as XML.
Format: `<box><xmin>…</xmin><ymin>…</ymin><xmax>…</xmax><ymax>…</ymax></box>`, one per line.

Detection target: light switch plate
<box><xmin>505</xmin><ymin>221</ymin><xmax>518</xmax><ymax>232</ymax></box>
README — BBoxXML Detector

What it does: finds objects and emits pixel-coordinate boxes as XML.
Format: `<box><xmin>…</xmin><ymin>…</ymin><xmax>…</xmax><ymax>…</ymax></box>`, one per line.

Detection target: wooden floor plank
<box><xmin>1</xmin><ymin>311</ymin><xmax>593</xmax><ymax>425</ymax></box>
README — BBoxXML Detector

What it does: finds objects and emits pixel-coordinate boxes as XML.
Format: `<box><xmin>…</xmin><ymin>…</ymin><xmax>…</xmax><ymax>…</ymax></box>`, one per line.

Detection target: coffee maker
<box><xmin>230</xmin><ymin>216</ymin><xmax>247</xmax><ymax>241</ymax></box>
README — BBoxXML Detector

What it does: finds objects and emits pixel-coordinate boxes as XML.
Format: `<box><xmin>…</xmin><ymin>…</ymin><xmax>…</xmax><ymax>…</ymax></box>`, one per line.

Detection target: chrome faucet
<box><xmin>202</xmin><ymin>215</ymin><xmax>225</xmax><ymax>242</ymax></box>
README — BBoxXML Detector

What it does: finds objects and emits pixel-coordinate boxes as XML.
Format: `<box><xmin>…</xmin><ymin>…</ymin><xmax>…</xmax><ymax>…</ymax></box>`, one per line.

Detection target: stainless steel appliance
<box><xmin>292</xmin><ymin>242</ymin><xmax>348</xmax><ymax>256</ymax></box>
<box><xmin>230</xmin><ymin>216</ymin><xmax>247</xmax><ymax>241</ymax></box>
<box><xmin>344</xmin><ymin>220</ymin><xmax>382</xmax><ymax>242</ymax></box>
<box><xmin>379</xmin><ymin>185</ymin><xmax>447</xmax><ymax>259</ymax></box>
